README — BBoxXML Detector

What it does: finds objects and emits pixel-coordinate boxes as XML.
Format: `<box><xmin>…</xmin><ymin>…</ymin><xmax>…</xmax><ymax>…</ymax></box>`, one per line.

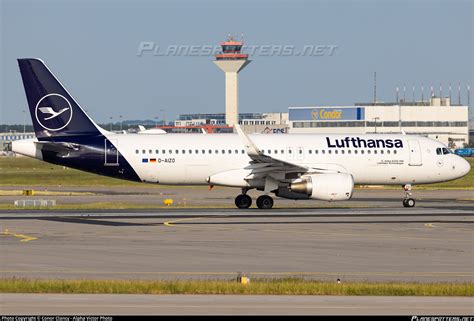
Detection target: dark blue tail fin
<box><xmin>18</xmin><ymin>58</ymin><xmax>102</xmax><ymax>140</ymax></box>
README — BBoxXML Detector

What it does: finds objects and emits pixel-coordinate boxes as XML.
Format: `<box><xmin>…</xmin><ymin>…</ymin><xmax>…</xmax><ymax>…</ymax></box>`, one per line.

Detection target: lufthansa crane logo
<box><xmin>35</xmin><ymin>93</ymin><xmax>73</xmax><ymax>131</ymax></box>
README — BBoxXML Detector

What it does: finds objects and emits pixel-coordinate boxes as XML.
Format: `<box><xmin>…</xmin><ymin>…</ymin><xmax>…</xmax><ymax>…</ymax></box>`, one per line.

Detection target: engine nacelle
<box><xmin>289</xmin><ymin>173</ymin><xmax>354</xmax><ymax>201</ymax></box>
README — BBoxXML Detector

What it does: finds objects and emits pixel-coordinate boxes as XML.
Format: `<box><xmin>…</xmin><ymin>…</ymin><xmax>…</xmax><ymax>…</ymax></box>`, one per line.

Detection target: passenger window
<box><xmin>328</xmin><ymin>150</ymin><xmax>332</xmax><ymax>154</ymax></box>
<box><xmin>367</xmin><ymin>150</ymin><xmax>371</xmax><ymax>154</ymax></box>
<box><xmin>354</xmin><ymin>150</ymin><xmax>358</xmax><ymax>154</ymax></box>
<box><xmin>228</xmin><ymin>150</ymin><xmax>232</xmax><ymax>154</ymax></box>
<box><xmin>274</xmin><ymin>150</ymin><xmax>278</xmax><ymax>154</ymax></box>
<box><xmin>242</xmin><ymin>150</ymin><xmax>245</xmax><ymax>154</ymax></box>
<box><xmin>202</xmin><ymin>150</ymin><xmax>206</xmax><ymax>154</ymax></box>
<box><xmin>309</xmin><ymin>150</ymin><xmax>312</xmax><ymax>154</ymax></box>
<box><xmin>176</xmin><ymin>150</ymin><xmax>179</xmax><ymax>154</ymax></box>
<box><xmin>189</xmin><ymin>150</ymin><xmax>192</xmax><ymax>154</ymax></box>
<box><xmin>162</xmin><ymin>150</ymin><xmax>166</xmax><ymax>154</ymax></box>
<box><xmin>135</xmin><ymin>150</ymin><xmax>139</xmax><ymax>154</ymax></box>
<box><xmin>394</xmin><ymin>150</ymin><xmax>397</xmax><ymax>154</ymax></box>
<box><xmin>149</xmin><ymin>150</ymin><xmax>152</xmax><ymax>154</ymax></box>
<box><xmin>322</xmin><ymin>150</ymin><xmax>325</xmax><ymax>154</ymax></box>
<box><xmin>361</xmin><ymin>150</ymin><xmax>364</xmax><ymax>154</ymax></box>
<box><xmin>235</xmin><ymin>149</ymin><xmax>239</xmax><ymax>154</ymax></box>
<box><xmin>335</xmin><ymin>150</ymin><xmax>338</xmax><ymax>154</ymax></box>
<box><xmin>387</xmin><ymin>150</ymin><xmax>390</xmax><ymax>154</ymax></box>
<box><xmin>436</xmin><ymin>148</ymin><xmax>442</xmax><ymax>155</ymax></box>
<box><xmin>195</xmin><ymin>150</ymin><xmax>199</xmax><ymax>154</ymax></box>
<box><xmin>209</xmin><ymin>150</ymin><xmax>212</xmax><ymax>154</ymax></box>
<box><xmin>315</xmin><ymin>150</ymin><xmax>318</xmax><ymax>154</ymax></box>
<box><xmin>381</xmin><ymin>150</ymin><xmax>384</xmax><ymax>154</ymax></box>
<box><xmin>142</xmin><ymin>150</ymin><xmax>146</xmax><ymax>154</ymax></box>
<box><xmin>182</xmin><ymin>150</ymin><xmax>186</xmax><ymax>154</ymax></box>
<box><xmin>281</xmin><ymin>150</ymin><xmax>284</xmax><ymax>154</ymax></box>
<box><xmin>156</xmin><ymin>150</ymin><xmax>159</xmax><ymax>154</ymax></box>
<box><xmin>348</xmin><ymin>150</ymin><xmax>351</xmax><ymax>154</ymax></box>
<box><xmin>169</xmin><ymin>150</ymin><xmax>173</xmax><ymax>154</ymax></box>
<box><xmin>267</xmin><ymin>150</ymin><xmax>271</xmax><ymax>154</ymax></box>
<box><xmin>374</xmin><ymin>150</ymin><xmax>377</xmax><ymax>154</ymax></box>
<box><xmin>222</xmin><ymin>150</ymin><xmax>225</xmax><ymax>154</ymax></box>
<box><xmin>215</xmin><ymin>150</ymin><xmax>219</xmax><ymax>154</ymax></box>
<box><xmin>341</xmin><ymin>150</ymin><xmax>345</xmax><ymax>154</ymax></box>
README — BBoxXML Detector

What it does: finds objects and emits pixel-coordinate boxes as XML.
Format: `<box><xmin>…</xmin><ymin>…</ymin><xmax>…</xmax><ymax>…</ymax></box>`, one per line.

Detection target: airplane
<box><xmin>12</xmin><ymin>58</ymin><xmax>471</xmax><ymax>209</ymax></box>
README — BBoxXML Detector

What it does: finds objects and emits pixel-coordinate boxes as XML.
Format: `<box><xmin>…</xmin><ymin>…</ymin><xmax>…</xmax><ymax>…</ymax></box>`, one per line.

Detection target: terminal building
<box><xmin>175</xmin><ymin>112</ymin><xmax>288</xmax><ymax>133</ymax></box>
<box><xmin>289</xmin><ymin>97</ymin><xmax>470</xmax><ymax>148</ymax></box>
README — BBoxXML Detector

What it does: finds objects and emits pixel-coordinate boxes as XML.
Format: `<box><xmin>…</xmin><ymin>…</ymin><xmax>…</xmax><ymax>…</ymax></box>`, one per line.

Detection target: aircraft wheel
<box><xmin>256</xmin><ymin>195</ymin><xmax>274</xmax><ymax>209</ymax></box>
<box><xmin>235</xmin><ymin>194</ymin><xmax>252</xmax><ymax>209</ymax></box>
<box><xmin>403</xmin><ymin>198</ymin><xmax>415</xmax><ymax>208</ymax></box>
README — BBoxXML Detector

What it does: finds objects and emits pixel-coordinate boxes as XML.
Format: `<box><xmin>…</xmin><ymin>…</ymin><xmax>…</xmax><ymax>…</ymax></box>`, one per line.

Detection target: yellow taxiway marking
<box><xmin>2</xmin><ymin>229</ymin><xmax>37</xmax><ymax>242</ymax></box>
<box><xmin>160</xmin><ymin>216</ymin><xmax>470</xmax><ymax>242</ymax></box>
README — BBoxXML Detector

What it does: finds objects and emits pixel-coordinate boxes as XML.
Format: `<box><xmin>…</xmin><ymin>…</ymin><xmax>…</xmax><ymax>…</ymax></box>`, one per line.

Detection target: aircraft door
<box><xmin>104</xmin><ymin>138</ymin><xmax>119</xmax><ymax>166</ymax></box>
<box><xmin>408</xmin><ymin>140</ymin><xmax>422</xmax><ymax>166</ymax></box>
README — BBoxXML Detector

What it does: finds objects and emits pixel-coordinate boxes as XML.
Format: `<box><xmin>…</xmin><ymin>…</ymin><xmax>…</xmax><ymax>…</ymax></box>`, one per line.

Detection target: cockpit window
<box><xmin>437</xmin><ymin>147</ymin><xmax>451</xmax><ymax>155</ymax></box>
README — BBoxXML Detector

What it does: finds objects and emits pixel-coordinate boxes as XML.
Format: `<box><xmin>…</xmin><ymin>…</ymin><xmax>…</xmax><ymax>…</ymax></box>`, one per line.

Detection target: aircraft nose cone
<box><xmin>458</xmin><ymin>157</ymin><xmax>471</xmax><ymax>177</ymax></box>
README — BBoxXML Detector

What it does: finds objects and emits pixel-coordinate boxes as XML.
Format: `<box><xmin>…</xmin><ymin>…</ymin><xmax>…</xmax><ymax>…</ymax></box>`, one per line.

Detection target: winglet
<box><xmin>235</xmin><ymin>124</ymin><xmax>261</xmax><ymax>157</ymax></box>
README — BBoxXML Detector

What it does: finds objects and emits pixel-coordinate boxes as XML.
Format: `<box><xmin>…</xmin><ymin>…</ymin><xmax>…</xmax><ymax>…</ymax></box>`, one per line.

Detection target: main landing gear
<box><xmin>256</xmin><ymin>195</ymin><xmax>274</xmax><ymax>209</ymax></box>
<box><xmin>234</xmin><ymin>190</ymin><xmax>274</xmax><ymax>209</ymax></box>
<box><xmin>402</xmin><ymin>184</ymin><xmax>416</xmax><ymax>208</ymax></box>
<box><xmin>235</xmin><ymin>194</ymin><xmax>252</xmax><ymax>209</ymax></box>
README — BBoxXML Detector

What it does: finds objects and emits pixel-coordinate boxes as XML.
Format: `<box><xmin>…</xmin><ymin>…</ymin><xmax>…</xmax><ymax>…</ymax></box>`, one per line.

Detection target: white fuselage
<box><xmin>109</xmin><ymin>133</ymin><xmax>470</xmax><ymax>187</ymax></box>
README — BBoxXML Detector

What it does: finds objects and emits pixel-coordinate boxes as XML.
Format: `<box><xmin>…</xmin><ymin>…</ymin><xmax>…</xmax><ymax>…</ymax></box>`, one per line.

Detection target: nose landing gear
<box><xmin>402</xmin><ymin>184</ymin><xmax>416</xmax><ymax>207</ymax></box>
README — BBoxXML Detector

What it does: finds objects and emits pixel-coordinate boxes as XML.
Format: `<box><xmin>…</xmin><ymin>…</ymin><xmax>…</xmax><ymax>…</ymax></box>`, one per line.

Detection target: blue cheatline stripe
<box><xmin>142</xmin><ymin>158</ymin><xmax>148</xmax><ymax>163</ymax></box>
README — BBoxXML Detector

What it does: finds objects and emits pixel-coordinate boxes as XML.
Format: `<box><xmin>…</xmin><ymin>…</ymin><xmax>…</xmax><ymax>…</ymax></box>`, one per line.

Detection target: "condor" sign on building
<box><xmin>289</xmin><ymin>107</ymin><xmax>365</xmax><ymax>121</ymax></box>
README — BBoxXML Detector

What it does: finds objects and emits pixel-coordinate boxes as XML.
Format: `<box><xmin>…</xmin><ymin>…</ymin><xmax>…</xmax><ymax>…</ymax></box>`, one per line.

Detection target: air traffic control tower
<box><xmin>214</xmin><ymin>36</ymin><xmax>251</xmax><ymax>126</ymax></box>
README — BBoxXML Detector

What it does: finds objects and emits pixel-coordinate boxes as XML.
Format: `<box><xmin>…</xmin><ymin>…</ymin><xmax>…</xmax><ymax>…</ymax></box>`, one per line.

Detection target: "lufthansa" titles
<box><xmin>326</xmin><ymin>137</ymin><xmax>404</xmax><ymax>148</ymax></box>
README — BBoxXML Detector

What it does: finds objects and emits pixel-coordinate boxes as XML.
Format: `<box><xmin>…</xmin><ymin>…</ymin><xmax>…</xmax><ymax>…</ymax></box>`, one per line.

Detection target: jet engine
<box><xmin>288</xmin><ymin>173</ymin><xmax>354</xmax><ymax>201</ymax></box>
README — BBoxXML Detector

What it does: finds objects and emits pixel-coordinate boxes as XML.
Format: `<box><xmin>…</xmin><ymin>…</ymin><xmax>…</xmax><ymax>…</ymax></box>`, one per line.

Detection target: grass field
<box><xmin>0</xmin><ymin>279</ymin><xmax>472</xmax><ymax>296</ymax></box>
<box><xmin>0</xmin><ymin>157</ymin><xmax>473</xmax><ymax>189</ymax></box>
<box><xmin>0</xmin><ymin>157</ymin><xmax>145</xmax><ymax>187</ymax></box>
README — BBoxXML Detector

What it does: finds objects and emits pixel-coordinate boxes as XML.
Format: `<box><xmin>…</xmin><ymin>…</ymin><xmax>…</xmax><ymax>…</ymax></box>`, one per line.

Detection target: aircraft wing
<box><xmin>235</xmin><ymin>125</ymin><xmax>340</xmax><ymax>177</ymax></box>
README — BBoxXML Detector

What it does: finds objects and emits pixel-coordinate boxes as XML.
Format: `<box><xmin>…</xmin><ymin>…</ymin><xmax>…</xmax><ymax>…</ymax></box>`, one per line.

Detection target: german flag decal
<box><xmin>150</xmin><ymin>159</ymin><xmax>157</xmax><ymax>163</ymax></box>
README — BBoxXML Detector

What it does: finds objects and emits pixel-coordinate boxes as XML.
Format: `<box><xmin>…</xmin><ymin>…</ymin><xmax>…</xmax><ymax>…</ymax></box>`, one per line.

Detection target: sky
<box><xmin>1</xmin><ymin>0</ymin><xmax>472</xmax><ymax>125</ymax></box>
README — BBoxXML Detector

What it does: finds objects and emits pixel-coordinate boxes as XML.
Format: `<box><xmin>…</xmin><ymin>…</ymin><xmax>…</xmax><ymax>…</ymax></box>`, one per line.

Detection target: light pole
<box><xmin>119</xmin><ymin>115</ymin><xmax>123</xmax><ymax>131</ymax></box>
<box><xmin>160</xmin><ymin>109</ymin><xmax>166</xmax><ymax>126</ymax></box>
<box><xmin>22</xmin><ymin>109</ymin><xmax>26</xmax><ymax>133</ymax></box>
<box><xmin>109</xmin><ymin>116</ymin><xmax>113</xmax><ymax>131</ymax></box>
<box><xmin>373</xmin><ymin>117</ymin><xmax>380</xmax><ymax>133</ymax></box>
